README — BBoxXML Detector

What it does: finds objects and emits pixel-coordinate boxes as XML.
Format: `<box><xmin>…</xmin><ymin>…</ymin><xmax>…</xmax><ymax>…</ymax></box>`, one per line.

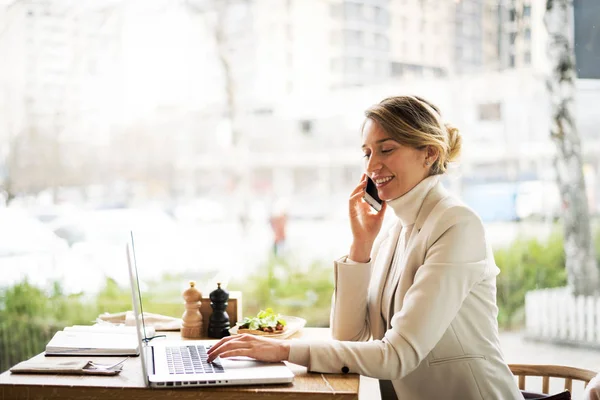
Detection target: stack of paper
<box><xmin>45</xmin><ymin>325</ymin><xmax>155</xmax><ymax>356</ymax></box>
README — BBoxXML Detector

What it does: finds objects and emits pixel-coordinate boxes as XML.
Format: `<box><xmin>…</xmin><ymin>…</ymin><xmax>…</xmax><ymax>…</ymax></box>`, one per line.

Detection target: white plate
<box><xmin>229</xmin><ymin>315</ymin><xmax>306</xmax><ymax>339</ymax></box>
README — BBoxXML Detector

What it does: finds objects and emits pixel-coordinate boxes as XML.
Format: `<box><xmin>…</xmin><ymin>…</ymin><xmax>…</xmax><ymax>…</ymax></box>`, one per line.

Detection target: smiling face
<box><xmin>361</xmin><ymin>118</ymin><xmax>429</xmax><ymax>201</ymax></box>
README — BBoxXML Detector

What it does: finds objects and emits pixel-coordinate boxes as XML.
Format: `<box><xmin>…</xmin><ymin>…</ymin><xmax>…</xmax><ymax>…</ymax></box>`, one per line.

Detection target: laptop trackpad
<box><xmin>220</xmin><ymin>357</ymin><xmax>270</xmax><ymax>369</ymax></box>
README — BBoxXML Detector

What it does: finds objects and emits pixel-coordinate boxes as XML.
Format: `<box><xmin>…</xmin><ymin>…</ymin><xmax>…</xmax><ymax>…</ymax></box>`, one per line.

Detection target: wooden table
<box><xmin>0</xmin><ymin>328</ymin><xmax>359</xmax><ymax>400</ymax></box>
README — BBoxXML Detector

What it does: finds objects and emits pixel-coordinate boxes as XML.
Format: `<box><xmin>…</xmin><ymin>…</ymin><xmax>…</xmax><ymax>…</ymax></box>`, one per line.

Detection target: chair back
<box><xmin>509</xmin><ymin>364</ymin><xmax>597</xmax><ymax>395</ymax></box>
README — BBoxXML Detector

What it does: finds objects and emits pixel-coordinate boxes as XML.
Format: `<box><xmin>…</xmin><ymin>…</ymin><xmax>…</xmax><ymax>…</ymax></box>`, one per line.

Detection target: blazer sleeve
<box><xmin>304</xmin><ymin>207</ymin><xmax>491</xmax><ymax>380</ymax></box>
<box><xmin>328</xmin><ymin>230</ymin><xmax>390</xmax><ymax>342</ymax></box>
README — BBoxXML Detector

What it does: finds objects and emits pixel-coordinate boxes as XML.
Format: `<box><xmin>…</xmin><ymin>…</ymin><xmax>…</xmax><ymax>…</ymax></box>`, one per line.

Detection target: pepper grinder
<box><xmin>181</xmin><ymin>281</ymin><xmax>203</xmax><ymax>339</ymax></box>
<box><xmin>207</xmin><ymin>282</ymin><xmax>231</xmax><ymax>339</ymax></box>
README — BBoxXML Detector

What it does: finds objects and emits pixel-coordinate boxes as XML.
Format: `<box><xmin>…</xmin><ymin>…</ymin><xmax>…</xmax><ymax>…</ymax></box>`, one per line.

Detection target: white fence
<box><xmin>525</xmin><ymin>287</ymin><xmax>600</xmax><ymax>347</ymax></box>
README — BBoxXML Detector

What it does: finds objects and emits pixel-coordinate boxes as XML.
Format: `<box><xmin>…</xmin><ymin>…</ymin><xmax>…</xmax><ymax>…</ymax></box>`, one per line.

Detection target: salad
<box><xmin>239</xmin><ymin>308</ymin><xmax>287</xmax><ymax>333</ymax></box>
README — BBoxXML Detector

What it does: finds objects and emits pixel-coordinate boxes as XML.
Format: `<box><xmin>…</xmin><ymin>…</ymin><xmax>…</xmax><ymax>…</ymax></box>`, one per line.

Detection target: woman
<box><xmin>207</xmin><ymin>96</ymin><xmax>522</xmax><ymax>399</ymax></box>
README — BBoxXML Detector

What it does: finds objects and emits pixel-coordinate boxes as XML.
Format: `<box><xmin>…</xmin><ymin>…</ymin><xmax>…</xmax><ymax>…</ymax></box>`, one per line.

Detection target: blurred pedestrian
<box><xmin>269</xmin><ymin>199</ymin><xmax>287</xmax><ymax>257</ymax></box>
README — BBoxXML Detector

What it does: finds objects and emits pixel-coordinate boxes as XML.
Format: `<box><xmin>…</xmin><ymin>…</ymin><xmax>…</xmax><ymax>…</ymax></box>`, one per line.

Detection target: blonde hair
<box><xmin>363</xmin><ymin>95</ymin><xmax>462</xmax><ymax>175</ymax></box>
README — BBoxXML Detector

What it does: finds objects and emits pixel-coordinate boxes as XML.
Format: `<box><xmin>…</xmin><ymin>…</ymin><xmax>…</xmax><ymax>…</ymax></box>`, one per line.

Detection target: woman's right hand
<box><xmin>348</xmin><ymin>174</ymin><xmax>387</xmax><ymax>263</ymax></box>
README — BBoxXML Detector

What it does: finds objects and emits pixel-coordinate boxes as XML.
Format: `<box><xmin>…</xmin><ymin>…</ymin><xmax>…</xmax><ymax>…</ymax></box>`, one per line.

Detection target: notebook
<box><xmin>45</xmin><ymin>329</ymin><xmax>139</xmax><ymax>356</ymax></box>
<box><xmin>45</xmin><ymin>324</ymin><xmax>156</xmax><ymax>356</ymax></box>
<box><xmin>126</xmin><ymin>231</ymin><xmax>295</xmax><ymax>388</ymax></box>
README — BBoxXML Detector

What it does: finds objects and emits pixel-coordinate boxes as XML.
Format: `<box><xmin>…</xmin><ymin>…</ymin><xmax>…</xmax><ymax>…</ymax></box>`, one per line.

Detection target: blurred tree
<box><xmin>544</xmin><ymin>0</ymin><xmax>599</xmax><ymax>295</ymax></box>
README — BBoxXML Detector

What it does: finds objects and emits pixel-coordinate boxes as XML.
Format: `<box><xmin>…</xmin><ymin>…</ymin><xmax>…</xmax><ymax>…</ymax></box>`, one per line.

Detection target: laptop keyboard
<box><xmin>165</xmin><ymin>345</ymin><xmax>225</xmax><ymax>375</ymax></box>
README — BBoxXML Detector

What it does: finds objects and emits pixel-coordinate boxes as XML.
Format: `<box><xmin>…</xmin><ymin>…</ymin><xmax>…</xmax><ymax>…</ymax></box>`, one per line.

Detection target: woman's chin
<box><xmin>378</xmin><ymin>188</ymin><xmax>401</xmax><ymax>202</ymax></box>
<box><xmin>378</xmin><ymin>192</ymin><xmax>393</xmax><ymax>202</ymax></box>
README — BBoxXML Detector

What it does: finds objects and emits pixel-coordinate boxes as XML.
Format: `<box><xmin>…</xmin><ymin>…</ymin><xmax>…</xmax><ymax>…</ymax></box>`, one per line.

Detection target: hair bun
<box><xmin>445</xmin><ymin>123</ymin><xmax>462</xmax><ymax>162</ymax></box>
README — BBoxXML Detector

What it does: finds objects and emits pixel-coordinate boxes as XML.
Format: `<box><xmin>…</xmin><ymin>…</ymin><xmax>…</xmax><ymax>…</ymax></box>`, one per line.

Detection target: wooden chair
<box><xmin>509</xmin><ymin>364</ymin><xmax>598</xmax><ymax>396</ymax></box>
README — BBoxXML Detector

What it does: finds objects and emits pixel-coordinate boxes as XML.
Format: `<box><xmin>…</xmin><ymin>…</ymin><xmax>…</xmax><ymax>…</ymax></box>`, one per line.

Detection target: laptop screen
<box><xmin>126</xmin><ymin>231</ymin><xmax>150</xmax><ymax>386</ymax></box>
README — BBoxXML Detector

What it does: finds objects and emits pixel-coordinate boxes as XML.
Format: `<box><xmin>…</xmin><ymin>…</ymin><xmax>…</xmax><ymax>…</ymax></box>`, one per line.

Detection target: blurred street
<box><xmin>0</xmin><ymin>207</ymin><xmax>563</xmax><ymax>294</ymax></box>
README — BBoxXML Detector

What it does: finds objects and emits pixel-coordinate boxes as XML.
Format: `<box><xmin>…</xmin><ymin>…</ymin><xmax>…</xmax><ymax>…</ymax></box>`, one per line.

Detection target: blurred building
<box><xmin>1</xmin><ymin>0</ymin><xmax>599</xmax><ymax>217</ymax></box>
<box><xmin>496</xmin><ymin>0</ymin><xmax>549</xmax><ymax>72</ymax></box>
<box><xmin>389</xmin><ymin>0</ymin><xmax>453</xmax><ymax>78</ymax></box>
<box><xmin>453</xmin><ymin>0</ymin><xmax>485</xmax><ymax>75</ymax></box>
<box><xmin>574</xmin><ymin>0</ymin><xmax>600</xmax><ymax>79</ymax></box>
<box><xmin>0</xmin><ymin>0</ymin><xmax>124</xmax><ymax>193</ymax></box>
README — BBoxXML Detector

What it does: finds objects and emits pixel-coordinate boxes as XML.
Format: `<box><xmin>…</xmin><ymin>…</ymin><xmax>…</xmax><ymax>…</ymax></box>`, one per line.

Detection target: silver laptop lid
<box><xmin>126</xmin><ymin>231</ymin><xmax>150</xmax><ymax>387</ymax></box>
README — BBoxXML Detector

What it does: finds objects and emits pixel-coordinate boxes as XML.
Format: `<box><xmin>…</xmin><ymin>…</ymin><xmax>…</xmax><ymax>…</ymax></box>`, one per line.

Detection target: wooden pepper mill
<box><xmin>181</xmin><ymin>281</ymin><xmax>203</xmax><ymax>339</ymax></box>
<box><xmin>207</xmin><ymin>282</ymin><xmax>231</xmax><ymax>339</ymax></box>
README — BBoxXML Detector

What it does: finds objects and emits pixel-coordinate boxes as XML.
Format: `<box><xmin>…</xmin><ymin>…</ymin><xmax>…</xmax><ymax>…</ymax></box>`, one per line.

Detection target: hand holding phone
<box><xmin>363</xmin><ymin>176</ymin><xmax>383</xmax><ymax>212</ymax></box>
<box><xmin>348</xmin><ymin>175</ymin><xmax>386</xmax><ymax>262</ymax></box>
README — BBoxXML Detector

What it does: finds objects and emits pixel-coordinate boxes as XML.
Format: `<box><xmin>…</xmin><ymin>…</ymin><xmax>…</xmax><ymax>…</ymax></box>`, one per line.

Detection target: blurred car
<box><xmin>171</xmin><ymin>198</ymin><xmax>230</xmax><ymax>223</ymax></box>
<box><xmin>515</xmin><ymin>180</ymin><xmax>561</xmax><ymax>221</ymax></box>
<box><xmin>0</xmin><ymin>208</ymin><xmax>72</xmax><ymax>290</ymax></box>
<box><xmin>0</xmin><ymin>208</ymin><xmax>69</xmax><ymax>257</ymax></box>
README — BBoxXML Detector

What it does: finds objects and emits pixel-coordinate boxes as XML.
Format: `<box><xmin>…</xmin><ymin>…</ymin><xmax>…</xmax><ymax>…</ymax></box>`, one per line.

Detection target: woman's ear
<box><xmin>425</xmin><ymin>146</ymin><xmax>439</xmax><ymax>165</ymax></box>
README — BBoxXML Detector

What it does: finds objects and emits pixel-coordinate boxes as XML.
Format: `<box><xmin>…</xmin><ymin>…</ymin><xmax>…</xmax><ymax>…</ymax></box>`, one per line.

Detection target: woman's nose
<box><xmin>366</xmin><ymin>154</ymin><xmax>382</xmax><ymax>173</ymax></box>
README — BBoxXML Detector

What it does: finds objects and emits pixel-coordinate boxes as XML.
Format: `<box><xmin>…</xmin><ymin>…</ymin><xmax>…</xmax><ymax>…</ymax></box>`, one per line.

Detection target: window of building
<box><xmin>300</xmin><ymin>120</ymin><xmax>313</xmax><ymax>135</ymax></box>
<box><xmin>509</xmin><ymin>8</ymin><xmax>516</xmax><ymax>22</ymax></box>
<box><xmin>330</xmin><ymin>4</ymin><xmax>342</xmax><ymax>18</ymax></box>
<box><xmin>344</xmin><ymin>29</ymin><xmax>364</xmax><ymax>47</ymax></box>
<box><xmin>391</xmin><ymin>62</ymin><xmax>404</xmax><ymax>77</ymax></box>
<box><xmin>330</xmin><ymin>58</ymin><xmax>341</xmax><ymax>72</ymax></box>
<box><xmin>524</xmin><ymin>51</ymin><xmax>531</xmax><ymax>64</ymax></box>
<box><xmin>345</xmin><ymin>57</ymin><xmax>364</xmax><ymax>73</ymax></box>
<box><xmin>344</xmin><ymin>3</ymin><xmax>363</xmax><ymax>21</ymax></box>
<box><xmin>523</xmin><ymin>5</ymin><xmax>531</xmax><ymax>17</ymax></box>
<box><xmin>509</xmin><ymin>54</ymin><xmax>515</xmax><ymax>67</ymax></box>
<box><xmin>330</xmin><ymin>30</ymin><xmax>341</xmax><ymax>46</ymax></box>
<box><xmin>478</xmin><ymin>103</ymin><xmax>502</xmax><ymax>121</ymax></box>
<box><xmin>373</xmin><ymin>6</ymin><xmax>389</xmax><ymax>26</ymax></box>
<box><xmin>510</xmin><ymin>32</ymin><xmax>517</xmax><ymax>44</ymax></box>
<box><xmin>374</xmin><ymin>33</ymin><xmax>389</xmax><ymax>51</ymax></box>
<box><xmin>524</xmin><ymin>28</ymin><xmax>531</xmax><ymax>40</ymax></box>
<box><xmin>434</xmin><ymin>68</ymin><xmax>447</xmax><ymax>78</ymax></box>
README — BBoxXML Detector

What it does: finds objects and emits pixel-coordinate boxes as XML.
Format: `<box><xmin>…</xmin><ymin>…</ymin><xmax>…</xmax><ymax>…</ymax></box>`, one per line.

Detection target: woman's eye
<box><xmin>381</xmin><ymin>148</ymin><xmax>393</xmax><ymax>154</ymax></box>
<box><xmin>363</xmin><ymin>153</ymin><xmax>370</xmax><ymax>159</ymax></box>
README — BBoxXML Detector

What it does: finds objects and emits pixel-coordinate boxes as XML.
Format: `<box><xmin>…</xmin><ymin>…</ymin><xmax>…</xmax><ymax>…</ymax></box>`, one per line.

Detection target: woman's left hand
<box><xmin>206</xmin><ymin>334</ymin><xmax>291</xmax><ymax>363</ymax></box>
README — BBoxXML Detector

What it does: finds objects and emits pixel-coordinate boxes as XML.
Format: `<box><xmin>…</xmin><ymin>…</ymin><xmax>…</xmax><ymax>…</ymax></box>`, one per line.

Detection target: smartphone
<box><xmin>363</xmin><ymin>176</ymin><xmax>383</xmax><ymax>212</ymax></box>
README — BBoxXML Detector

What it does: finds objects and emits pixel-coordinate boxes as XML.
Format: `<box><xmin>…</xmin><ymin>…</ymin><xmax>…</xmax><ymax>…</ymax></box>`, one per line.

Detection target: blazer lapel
<box><xmin>369</xmin><ymin>223</ymin><xmax>401</xmax><ymax>339</ymax></box>
<box><xmin>386</xmin><ymin>182</ymin><xmax>451</xmax><ymax>320</ymax></box>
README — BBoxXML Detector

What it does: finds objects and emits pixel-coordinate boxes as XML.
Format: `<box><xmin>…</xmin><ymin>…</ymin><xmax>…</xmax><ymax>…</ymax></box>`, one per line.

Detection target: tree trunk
<box><xmin>544</xmin><ymin>0</ymin><xmax>599</xmax><ymax>295</ymax></box>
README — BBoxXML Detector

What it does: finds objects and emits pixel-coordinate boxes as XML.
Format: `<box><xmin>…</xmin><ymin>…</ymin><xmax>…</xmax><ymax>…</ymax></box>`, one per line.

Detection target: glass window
<box><xmin>3</xmin><ymin>1</ymin><xmax>598</xmax><ymax>386</ymax></box>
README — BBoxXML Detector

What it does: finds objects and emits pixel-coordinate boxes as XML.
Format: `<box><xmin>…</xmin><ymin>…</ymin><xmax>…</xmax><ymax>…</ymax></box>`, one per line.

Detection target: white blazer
<box><xmin>291</xmin><ymin>182</ymin><xmax>522</xmax><ymax>399</ymax></box>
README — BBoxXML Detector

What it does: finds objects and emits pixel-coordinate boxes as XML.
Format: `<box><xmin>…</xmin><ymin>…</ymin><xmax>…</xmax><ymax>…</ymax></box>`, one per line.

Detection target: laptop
<box><xmin>125</xmin><ymin>232</ymin><xmax>295</xmax><ymax>388</ymax></box>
